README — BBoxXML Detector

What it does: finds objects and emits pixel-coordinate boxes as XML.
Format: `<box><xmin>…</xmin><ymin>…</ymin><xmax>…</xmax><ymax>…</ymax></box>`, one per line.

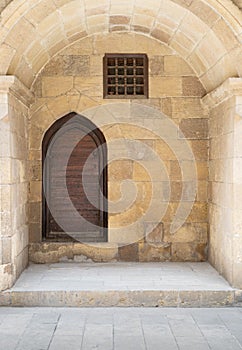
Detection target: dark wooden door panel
<box><xmin>42</xmin><ymin>113</ymin><xmax>107</xmax><ymax>242</ymax></box>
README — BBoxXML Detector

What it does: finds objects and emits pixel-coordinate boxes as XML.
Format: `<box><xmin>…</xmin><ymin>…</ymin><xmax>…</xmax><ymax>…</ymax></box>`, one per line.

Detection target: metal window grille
<box><xmin>103</xmin><ymin>54</ymin><xmax>148</xmax><ymax>99</ymax></box>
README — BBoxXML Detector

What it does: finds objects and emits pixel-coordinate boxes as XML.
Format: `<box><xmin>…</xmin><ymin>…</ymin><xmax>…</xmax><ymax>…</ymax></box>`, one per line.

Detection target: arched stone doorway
<box><xmin>42</xmin><ymin>112</ymin><xmax>108</xmax><ymax>242</ymax></box>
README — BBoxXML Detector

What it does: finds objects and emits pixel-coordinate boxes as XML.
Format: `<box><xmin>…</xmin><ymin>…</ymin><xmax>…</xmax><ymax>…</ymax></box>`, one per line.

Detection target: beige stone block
<box><xmin>165</xmin><ymin>223</ymin><xmax>200</xmax><ymax>243</ymax></box>
<box><xmin>67</xmin><ymin>94</ymin><xmax>80</xmax><ymax>113</ymax></box>
<box><xmin>155</xmin><ymin>139</ymin><xmax>176</xmax><ymax>160</ymax></box>
<box><xmin>29</xmin><ymin>181</ymin><xmax>41</xmax><ymax>202</ymax></box>
<box><xmin>136</xmin><ymin>182</ymin><xmax>153</xmax><ymax>203</ymax></box>
<box><xmin>189</xmin><ymin>0</ymin><xmax>220</xmax><ymax>27</ymax></box>
<box><xmin>86</xmin><ymin>5</ymin><xmax>108</xmax><ymax>17</ymax></box>
<box><xmin>37</xmin><ymin>11</ymin><xmax>62</xmax><ymax>37</ymax></box>
<box><xmin>42</xmin><ymin>76</ymin><xmax>73</xmax><ymax>97</ymax></box>
<box><xmin>1</xmin><ymin>237</ymin><xmax>12</xmax><ymax>264</ymax></box>
<box><xmin>179</xmin><ymin>12</ymin><xmax>209</xmax><ymax>44</ymax></box>
<box><xmin>87</xmin><ymin>15</ymin><xmax>108</xmax><ymax>30</ymax></box>
<box><xmin>5</xmin><ymin>16</ymin><xmax>36</xmax><ymax>51</ymax></box>
<box><xmin>179</xmin><ymin>118</ymin><xmax>208</xmax><ymax>139</ymax></box>
<box><xmin>182</xmin><ymin>77</ymin><xmax>206</xmax><ymax>97</ymax></box>
<box><xmin>232</xmin><ymin>263</ymin><xmax>242</xmax><ymax>289</ymax></box>
<box><xmin>109</xmin><ymin>1</ymin><xmax>134</xmax><ymax>15</ymax></box>
<box><xmin>138</xmin><ymin>242</ymin><xmax>171</xmax><ymax>262</ymax></box>
<box><xmin>118</xmin><ymin>124</ymin><xmax>157</xmax><ymax>140</ymax></box>
<box><xmin>0</xmin><ymin>185</ymin><xmax>11</xmax><ymax>212</ymax></box>
<box><xmin>133</xmin><ymin>163</ymin><xmax>151</xmax><ymax>182</ymax></box>
<box><xmin>118</xmin><ymin>243</ymin><xmax>139</xmax><ymax>262</ymax></box>
<box><xmin>29</xmin><ymin>202</ymin><xmax>41</xmax><ymax>224</ymax></box>
<box><xmin>74</xmin><ymin>76</ymin><xmax>102</xmax><ymax>98</ymax></box>
<box><xmin>168</xmin><ymin>161</ymin><xmax>181</xmax><ymax>181</ymax></box>
<box><xmin>170</xmin><ymin>181</ymin><xmax>182</xmax><ymax>201</ymax></box>
<box><xmin>46</xmin><ymin>95</ymin><xmax>71</xmax><ymax>120</ymax></box>
<box><xmin>109</xmin><ymin>197</ymin><xmax>149</xmax><ymax>227</ymax></box>
<box><xmin>132</xmin><ymin>14</ymin><xmax>154</xmax><ymax>28</ymax></box>
<box><xmin>212</xmin><ymin>18</ymin><xmax>239</xmax><ymax>51</ymax></box>
<box><xmin>151</xmin><ymin>28</ymin><xmax>171</xmax><ymax>44</ymax></box>
<box><xmin>161</xmin><ymin>97</ymin><xmax>172</xmax><ymax>117</ymax></box>
<box><xmin>0</xmin><ymin>158</ymin><xmax>11</xmax><ymax>184</ymax></box>
<box><xmin>170</xmin><ymin>30</ymin><xmax>195</xmax><ymax>58</ymax></box>
<box><xmin>145</xmin><ymin>222</ymin><xmax>164</xmax><ymax>243</ymax></box>
<box><xmin>25</xmin><ymin>0</ymin><xmax>57</xmax><ymax>26</ymax></box>
<box><xmin>171</xmin><ymin>242</ymin><xmax>207</xmax><ymax>261</ymax></box>
<box><xmin>150</xmin><ymin>77</ymin><xmax>182</xmax><ymax>98</ymax></box>
<box><xmin>110</xmin><ymin>15</ymin><xmax>131</xmax><ymax>25</ymax></box>
<box><xmin>28</xmin><ymin>159</ymin><xmax>42</xmax><ymax>181</ymax></box>
<box><xmin>90</xmin><ymin>55</ymin><xmax>102</xmax><ymax>76</ymax></box>
<box><xmin>14</xmin><ymin>59</ymin><xmax>33</xmax><ymax>88</ymax></box>
<box><xmin>149</xmin><ymin>56</ymin><xmax>164</xmax><ymax>76</ymax></box>
<box><xmin>108</xmin><ymin>181</ymin><xmax>122</xmax><ymax>202</ymax></box>
<box><xmin>0</xmin><ymin>264</ymin><xmax>13</xmax><ymax>291</ymax></box>
<box><xmin>61</xmin><ymin>36</ymin><xmax>90</xmax><ymax>55</ymax></box>
<box><xmin>0</xmin><ymin>211</ymin><xmax>13</xmax><ymax>237</ymax></box>
<box><xmin>29</xmin><ymin>223</ymin><xmax>42</xmax><ymax>243</ymax></box>
<box><xmin>195</xmin><ymin>161</ymin><xmax>208</xmax><ymax>180</ymax></box>
<box><xmin>162</xmin><ymin>202</ymin><xmax>179</xmax><ymax>222</ymax></box>
<box><xmin>196</xmin><ymin>31</ymin><xmax>227</xmax><ymax>68</ymax></box>
<box><xmin>196</xmin><ymin>181</ymin><xmax>207</xmax><ymax>202</ymax></box>
<box><xmin>29</xmin><ymin>113</ymin><xmax>48</xmax><ymax>137</ymax></box>
<box><xmin>76</xmin><ymin>95</ymin><xmax>99</xmax><ymax>113</ymax></box>
<box><xmin>109</xmin><ymin>160</ymin><xmax>133</xmax><ymax>181</ymax></box>
<box><xmin>199</xmin><ymin>54</ymin><xmax>238</xmax><ymax>94</ymax></box>
<box><xmin>73</xmin><ymin>243</ymin><xmax>118</xmax><ymax>263</ymax></box>
<box><xmin>45</xmin><ymin>36</ymin><xmax>69</xmax><ymax>58</ymax></box>
<box><xmin>187</xmin><ymin>50</ymin><xmax>207</xmax><ymax>77</ymax></box>
<box><xmin>109</xmin><ymin>224</ymin><xmax>144</xmax><ymax>243</ymax></box>
<box><xmin>26</xmin><ymin>48</ymin><xmax>49</xmax><ymax>76</ymax></box>
<box><xmin>171</xmin><ymin>97</ymin><xmax>207</xmax><ymax>119</ymax></box>
<box><xmin>190</xmin><ymin>140</ymin><xmax>208</xmax><ymax>160</ymax></box>
<box><xmin>164</xmin><ymin>56</ymin><xmax>194</xmax><ymax>76</ymax></box>
<box><xmin>0</xmin><ymin>44</ymin><xmax>16</xmax><ymax>74</ymax></box>
<box><xmin>11</xmin><ymin>226</ymin><xmax>29</xmax><ymax>258</ymax></box>
<box><xmin>29</xmin><ymin>125</ymin><xmax>43</xmax><ymax>151</ymax></box>
<box><xmin>187</xmin><ymin>203</ymin><xmax>207</xmax><ymax>222</ymax></box>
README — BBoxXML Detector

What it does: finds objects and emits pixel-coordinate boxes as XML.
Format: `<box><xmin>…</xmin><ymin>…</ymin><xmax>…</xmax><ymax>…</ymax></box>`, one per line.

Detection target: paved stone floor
<box><xmin>0</xmin><ymin>307</ymin><xmax>242</xmax><ymax>349</ymax></box>
<box><xmin>11</xmin><ymin>262</ymin><xmax>234</xmax><ymax>291</ymax></box>
<box><xmin>2</xmin><ymin>262</ymin><xmax>240</xmax><ymax>307</ymax></box>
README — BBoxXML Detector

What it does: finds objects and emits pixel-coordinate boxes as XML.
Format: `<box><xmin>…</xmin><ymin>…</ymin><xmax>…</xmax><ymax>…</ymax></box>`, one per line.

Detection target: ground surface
<box><xmin>0</xmin><ymin>307</ymin><xmax>242</xmax><ymax>349</ymax></box>
<box><xmin>11</xmin><ymin>262</ymin><xmax>234</xmax><ymax>292</ymax></box>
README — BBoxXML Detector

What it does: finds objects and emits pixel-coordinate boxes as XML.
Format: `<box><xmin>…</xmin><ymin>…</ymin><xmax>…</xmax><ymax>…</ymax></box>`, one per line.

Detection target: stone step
<box><xmin>1</xmin><ymin>289</ymin><xmax>242</xmax><ymax>307</ymax></box>
<box><xmin>1</xmin><ymin>262</ymin><xmax>241</xmax><ymax>307</ymax></box>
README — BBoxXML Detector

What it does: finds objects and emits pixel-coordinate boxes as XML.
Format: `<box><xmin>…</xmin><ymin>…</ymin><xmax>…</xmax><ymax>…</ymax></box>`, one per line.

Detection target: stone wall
<box><xmin>0</xmin><ymin>76</ymin><xmax>32</xmax><ymax>291</ymax></box>
<box><xmin>205</xmin><ymin>78</ymin><xmax>242</xmax><ymax>288</ymax></box>
<box><xmin>29</xmin><ymin>32</ymin><xmax>209</xmax><ymax>263</ymax></box>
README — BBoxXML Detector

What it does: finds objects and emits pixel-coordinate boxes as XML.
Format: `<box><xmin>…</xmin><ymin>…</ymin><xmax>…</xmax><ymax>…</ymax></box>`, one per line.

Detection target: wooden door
<box><xmin>42</xmin><ymin>113</ymin><xmax>107</xmax><ymax>242</ymax></box>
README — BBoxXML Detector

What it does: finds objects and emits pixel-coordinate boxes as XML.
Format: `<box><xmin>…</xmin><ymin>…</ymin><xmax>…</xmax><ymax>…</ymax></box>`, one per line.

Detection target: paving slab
<box><xmin>0</xmin><ymin>262</ymin><xmax>242</xmax><ymax>307</ymax></box>
<box><xmin>0</xmin><ymin>308</ymin><xmax>242</xmax><ymax>350</ymax></box>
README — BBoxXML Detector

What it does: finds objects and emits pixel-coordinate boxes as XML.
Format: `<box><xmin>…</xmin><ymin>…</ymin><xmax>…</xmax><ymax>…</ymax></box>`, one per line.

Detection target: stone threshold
<box><xmin>0</xmin><ymin>262</ymin><xmax>241</xmax><ymax>307</ymax></box>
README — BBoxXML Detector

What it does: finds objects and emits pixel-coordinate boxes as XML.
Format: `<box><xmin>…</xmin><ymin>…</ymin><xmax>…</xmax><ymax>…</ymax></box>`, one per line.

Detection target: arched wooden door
<box><xmin>42</xmin><ymin>113</ymin><xmax>108</xmax><ymax>242</ymax></box>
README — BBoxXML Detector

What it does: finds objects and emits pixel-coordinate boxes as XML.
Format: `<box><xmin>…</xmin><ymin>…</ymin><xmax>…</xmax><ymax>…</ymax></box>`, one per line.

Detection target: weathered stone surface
<box><xmin>138</xmin><ymin>242</ymin><xmax>171</xmax><ymax>262</ymax></box>
<box><xmin>182</xmin><ymin>77</ymin><xmax>206</xmax><ymax>97</ymax></box>
<box><xmin>179</xmin><ymin>118</ymin><xmax>208</xmax><ymax>139</ymax></box>
<box><xmin>118</xmin><ymin>243</ymin><xmax>139</xmax><ymax>262</ymax></box>
<box><xmin>145</xmin><ymin>222</ymin><xmax>164</xmax><ymax>243</ymax></box>
<box><xmin>150</xmin><ymin>56</ymin><xmax>164</xmax><ymax>76</ymax></box>
<box><xmin>171</xmin><ymin>242</ymin><xmax>207</xmax><ymax>261</ymax></box>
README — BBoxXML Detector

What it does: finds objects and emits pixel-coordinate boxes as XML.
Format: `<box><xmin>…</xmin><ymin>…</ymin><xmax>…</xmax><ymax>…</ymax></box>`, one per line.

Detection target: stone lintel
<box><xmin>202</xmin><ymin>77</ymin><xmax>242</xmax><ymax>107</ymax></box>
<box><xmin>0</xmin><ymin>75</ymin><xmax>34</xmax><ymax>106</ymax></box>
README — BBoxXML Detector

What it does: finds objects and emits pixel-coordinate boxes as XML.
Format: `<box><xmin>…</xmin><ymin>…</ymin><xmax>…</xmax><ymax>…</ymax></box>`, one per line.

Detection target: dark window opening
<box><xmin>103</xmin><ymin>54</ymin><xmax>148</xmax><ymax>99</ymax></box>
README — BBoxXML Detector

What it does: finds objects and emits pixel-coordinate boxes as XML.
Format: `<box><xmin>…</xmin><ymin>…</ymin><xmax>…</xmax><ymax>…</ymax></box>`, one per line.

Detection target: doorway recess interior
<box><xmin>42</xmin><ymin>113</ymin><xmax>108</xmax><ymax>242</ymax></box>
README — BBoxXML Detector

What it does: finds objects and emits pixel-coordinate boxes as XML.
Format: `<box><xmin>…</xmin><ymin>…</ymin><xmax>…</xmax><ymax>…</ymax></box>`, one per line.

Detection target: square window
<box><xmin>103</xmin><ymin>54</ymin><xmax>148</xmax><ymax>99</ymax></box>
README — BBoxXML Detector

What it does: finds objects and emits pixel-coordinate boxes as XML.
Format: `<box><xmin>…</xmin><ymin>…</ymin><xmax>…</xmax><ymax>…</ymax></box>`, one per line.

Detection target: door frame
<box><xmin>42</xmin><ymin>112</ymin><xmax>108</xmax><ymax>241</ymax></box>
